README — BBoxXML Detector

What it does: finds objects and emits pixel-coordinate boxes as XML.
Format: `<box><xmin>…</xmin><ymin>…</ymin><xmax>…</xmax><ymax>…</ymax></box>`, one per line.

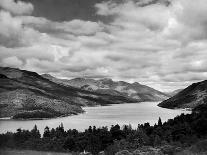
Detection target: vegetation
<box><xmin>158</xmin><ymin>80</ymin><xmax>207</xmax><ymax>109</ymax></box>
<box><xmin>0</xmin><ymin>104</ymin><xmax>207</xmax><ymax>154</ymax></box>
<box><xmin>13</xmin><ymin>110</ymin><xmax>60</xmax><ymax>119</ymax></box>
<box><xmin>0</xmin><ymin>67</ymin><xmax>138</xmax><ymax>119</ymax></box>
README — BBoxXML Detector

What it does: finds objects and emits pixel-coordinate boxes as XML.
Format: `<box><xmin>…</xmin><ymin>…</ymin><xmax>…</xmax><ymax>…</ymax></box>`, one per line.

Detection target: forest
<box><xmin>0</xmin><ymin>104</ymin><xmax>207</xmax><ymax>155</ymax></box>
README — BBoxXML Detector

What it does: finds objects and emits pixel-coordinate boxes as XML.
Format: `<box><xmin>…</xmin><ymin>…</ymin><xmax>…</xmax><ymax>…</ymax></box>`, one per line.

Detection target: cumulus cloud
<box><xmin>163</xmin><ymin>0</ymin><xmax>207</xmax><ymax>43</ymax></box>
<box><xmin>93</xmin><ymin>0</ymin><xmax>207</xmax><ymax>91</ymax></box>
<box><xmin>1</xmin><ymin>56</ymin><xmax>23</xmax><ymax>67</ymax></box>
<box><xmin>19</xmin><ymin>16</ymin><xmax>104</xmax><ymax>36</ymax></box>
<box><xmin>0</xmin><ymin>11</ymin><xmax>43</xmax><ymax>47</ymax></box>
<box><xmin>0</xmin><ymin>0</ymin><xmax>34</xmax><ymax>15</ymax></box>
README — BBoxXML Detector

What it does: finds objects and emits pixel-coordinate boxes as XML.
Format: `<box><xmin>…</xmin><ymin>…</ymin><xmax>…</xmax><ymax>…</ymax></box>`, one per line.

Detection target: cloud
<box><xmin>163</xmin><ymin>0</ymin><xmax>207</xmax><ymax>43</ymax></box>
<box><xmin>0</xmin><ymin>0</ymin><xmax>34</xmax><ymax>15</ymax></box>
<box><xmin>93</xmin><ymin>0</ymin><xmax>207</xmax><ymax>91</ymax></box>
<box><xmin>0</xmin><ymin>0</ymin><xmax>207</xmax><ymax>91</ymax></box>
<box><xmin>19</xmin><ymin>16</ymin><xmax>104</xmax><ymax>36</ymax></box>
<box><xmin>56</xmin><ymin>20</ymin><xmax>104</xmax><ymax>35</ymax></box>
<box><xmin>1</xmin><ymin>56</ymin><xmax>23</xmax><ymax>67</ymax></box>
<box><xmin>0</xmin><ymin>11</ymin><xmax>42</xmax><ymax>47</ymax></box>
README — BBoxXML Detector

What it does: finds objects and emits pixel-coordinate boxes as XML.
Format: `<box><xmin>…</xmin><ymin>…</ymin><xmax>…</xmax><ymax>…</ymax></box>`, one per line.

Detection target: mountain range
<box><xmin>0</xmin><ymin>67</ymin><xmax>169</xmax><ymax>119</ymax></box>
<box><xmin>158</xmin><ymin>80</ymin><xmax>207</xmax><ymax>109</ymax></box>
<box><xmin>0</xmin><ymin>67</ymin><xmax>137</xmax><ymax>119</ymax></box>
<box><xmin>1</xmin><ymin>66</ymin><xmax>206</xmax><ymax>119</ymax></box>
<box><xmin>42</xmin><ymin>74</ymin><xmax>169</xmax><ymax>102</ymax></box>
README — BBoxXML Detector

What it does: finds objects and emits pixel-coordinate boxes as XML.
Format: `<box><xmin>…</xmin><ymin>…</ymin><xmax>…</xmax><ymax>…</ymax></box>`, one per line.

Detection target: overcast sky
<box><xmin>0</xmin><ymin>0</ymin><xmax>207</xmax><ymax>92</ymax></box>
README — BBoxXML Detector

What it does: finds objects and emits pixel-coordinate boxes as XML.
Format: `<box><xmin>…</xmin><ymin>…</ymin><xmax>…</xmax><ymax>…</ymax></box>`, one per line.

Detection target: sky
<box><xmin>0</xmin><ymin>0</ymin><xmax>207</xmax><ymax>92</ymax></box>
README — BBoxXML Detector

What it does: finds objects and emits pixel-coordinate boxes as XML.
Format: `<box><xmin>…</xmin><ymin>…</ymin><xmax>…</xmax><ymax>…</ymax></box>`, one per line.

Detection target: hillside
<box><xmin>165</xmin><ymin>89</ymin><xmax>183</xmax><ymax>97</ymax></box>
<box><xmin>42</xmin><ymin>74</ymin><xmax>169</xmax><ymax>102</ymax></box>
<box><xmin>158</xmin><ymin>80</ymin><xmax>207</xmax><ymax>109</ymax></box>
<box><xmin>0</xmin><ymin>67</ymin><xmax>136</xmax><ymax>119</ymax></box>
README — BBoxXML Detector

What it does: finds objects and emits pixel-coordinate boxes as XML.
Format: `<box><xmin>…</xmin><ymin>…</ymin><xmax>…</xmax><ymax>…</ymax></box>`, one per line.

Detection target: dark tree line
<box><xmin>0</xmin><ymin>104</ymin><xmax>207</xmax><ymax>154</ymax></box>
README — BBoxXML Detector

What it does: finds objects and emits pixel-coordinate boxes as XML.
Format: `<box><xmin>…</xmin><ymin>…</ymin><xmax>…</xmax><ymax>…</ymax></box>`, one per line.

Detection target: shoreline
<box><xmin>0</xmin><ymin>111</ymin><xmax>86</xmax><ymax>121</ymax></box>
<box><xmin>0</xmin><ymin>103</ymin><xmax>117</xmax><ymax>121</ymax></box>
<box><xmin>0</xmin><ymin>102</ymin><xmax>192</xmax><ymax>121</ymax></box>
<box><xmin>0</xmin><ymin>102</ymin><xmax>192</xmax><ymax>135</ymax></box>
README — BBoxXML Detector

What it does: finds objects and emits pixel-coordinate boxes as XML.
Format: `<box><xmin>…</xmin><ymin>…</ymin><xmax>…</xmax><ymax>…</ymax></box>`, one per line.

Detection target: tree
<box><xmin>31</xmin><ymin>125</ymin><xmax>41</xmax><ymax>139</ymax></box>
<box><xmin>43</xmin><ymin>126</ymin><xmax>50</xmax><ymax>138</ymax></box>
<box><xmin>63</xmin><ymin>136</ymin><xmax>76</xmax><ymax>151</ymax></box>
<box><xmin>88</xmin><ymin>126</ymin><xmax>92</xmax><ymax>133</ymax></box>
<box><xmin>55</xmin><ymin>123</ymin><xmax>65</xmax><ymax>138</ymax></box>
<box><xmin>110</xmin><ymin>124</ymin><xmax>122</xmax><ymax>140</ymax></box>
<box><xmin>87</xmin><ymin>135</ymin><xmax>102</xmax><ymax>155</ymax></box>
<box><xmin>93</xmin><ymin>126</ymin><xmax>97</xmax><ymax>133</ymax></box>
<box><xmin>158</xmin><ymin>117</ymin><xmax>162</xmax><ymax>126</ymax></box>
<box><xmin>153</xmin><ymin>135</ymin><xmax>161</xmax><ymax>146</ymax></box>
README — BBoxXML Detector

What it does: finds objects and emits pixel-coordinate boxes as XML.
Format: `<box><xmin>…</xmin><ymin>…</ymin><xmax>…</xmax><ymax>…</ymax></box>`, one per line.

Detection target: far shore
<box><xmin>0</xmin><ymin>111</ymin><xmax>85</xmax><ymax>121</ymax></box>
<box><xmin>0</xmin><ymin>102</ymin><xmax>192</xmax><ymax>121</ymax></box>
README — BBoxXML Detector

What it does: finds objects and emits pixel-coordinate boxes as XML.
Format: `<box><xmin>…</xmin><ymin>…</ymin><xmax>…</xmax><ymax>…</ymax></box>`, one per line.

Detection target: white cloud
<box><xmin>93</xmin><ymin>0</ymin><xmax>207</xmax><ymax>91</ymax></box>
<box><xmin>163</xmin><ymin>0</ymin><xmax>207</xmax><ymax>43</ymax></box>
<box><xmin>56</xmin><ymin>20</ymin><xmax>104</xmax><ymax>35</ymax></box>
<box><xmin>0</xmin><ymin>11</ymin><xmax>42</xmax><ymax>47</ymax></box>
<box><xmin>0</xmin><ymin>0</ymin><xmax>34</xmax><ymax>15</ymax></box>
<box><xmin>1</xmin><ymin>56</ymin><xmax>23</xmax><ymax>67</ymax></box>
<box><xmin>20</xmin><ymin>16</ymin><xmax>104</xmax><ymax>36</ymax></box>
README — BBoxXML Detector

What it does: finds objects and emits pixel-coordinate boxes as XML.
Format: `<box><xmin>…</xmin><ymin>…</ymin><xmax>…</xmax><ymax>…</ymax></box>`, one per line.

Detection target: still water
<box><xmin>0</xmin><ymin>102</ymin><xmax>191</xmax><ymax>134</ymax></box>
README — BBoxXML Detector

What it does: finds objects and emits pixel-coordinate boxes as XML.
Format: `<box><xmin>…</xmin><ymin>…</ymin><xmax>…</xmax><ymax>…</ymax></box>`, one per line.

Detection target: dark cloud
<box><xmin>22</xmin><ymin>0</ymin><xmax>112</xmax><ymax>23</ymax></box>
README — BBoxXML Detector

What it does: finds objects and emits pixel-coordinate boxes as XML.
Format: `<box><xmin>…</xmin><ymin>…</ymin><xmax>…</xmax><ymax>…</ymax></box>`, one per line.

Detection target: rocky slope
<box><xmin>42</xmin><ymin>75</ymin><xmax>169</xmax><ymax>102</ymax></box>
<box><xmin>158</xmin><ymin>80</ymin><xmax>207</xmax><ymax>109</ymax></box>
<box><xmin>0</xmin><ymin>67</ymin><xmax>136</xmax><ymax>119</ymax></box>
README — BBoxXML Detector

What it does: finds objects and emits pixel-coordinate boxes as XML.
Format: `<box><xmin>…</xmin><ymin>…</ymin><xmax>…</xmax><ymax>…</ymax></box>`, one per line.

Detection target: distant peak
<box><xmin>73</xmin><ymin>77</ymin><xmax>87</xmax><ymax>81</ymax></box>
<box><xmin>100</xmin><ymin>78</ymin><xmax>113</xmax><ymax>82</ymax></box>
<box><xmin>132</xmin><ymin>82</ymin><xmax>140</xmax><ymax>85</ymax></box>
<box><xmin>70</xmin><ymin>77</ymin><xmax>96</xmax><ymax>83</ymax></box>
<box><xmin>42</xmin><ymin>74</ymin><xmax>54</xmax><ymax>78</ymax></box>
<box><xmin>117</xmin><ymin>81</ymin><xmax>129</xmax><ymax>85</ymax></box>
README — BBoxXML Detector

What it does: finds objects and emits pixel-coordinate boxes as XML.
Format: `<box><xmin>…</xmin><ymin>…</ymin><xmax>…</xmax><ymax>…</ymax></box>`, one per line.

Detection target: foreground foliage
<box><xmin>0</xmin><ymin>104</ymin><xmax>207</xmax><ymax>155</ymax></box>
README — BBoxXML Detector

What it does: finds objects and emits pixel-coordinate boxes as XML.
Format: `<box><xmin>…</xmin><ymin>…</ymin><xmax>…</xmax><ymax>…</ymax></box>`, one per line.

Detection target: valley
<box><xmin>0</xmin><ymin>67</ymin><xmax>169</xmax><ymax>120</ymax></box>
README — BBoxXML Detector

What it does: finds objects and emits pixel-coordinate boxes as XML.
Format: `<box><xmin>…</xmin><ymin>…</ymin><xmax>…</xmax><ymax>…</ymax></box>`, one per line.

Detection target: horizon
<box><xmin>46</xmin><ymin>73</ymin><xmax>188</xmax><ymax>93</ymax></box>
<box><xmin>1</xmin><ymin>65</ymin><xmax>184</xmax><ymax>92</ymax></box>
<box><xmin>0</xmin><ymin>0</ymin><xmax>207</xmax><ymax>92</ymax></box>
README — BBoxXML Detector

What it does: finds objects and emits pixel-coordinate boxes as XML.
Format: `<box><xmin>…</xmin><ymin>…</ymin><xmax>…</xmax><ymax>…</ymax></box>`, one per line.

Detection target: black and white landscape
<box><xmin>0</xmin><ymin>0</ymin><xmax>207</xmax><ymax>155</ymax></box>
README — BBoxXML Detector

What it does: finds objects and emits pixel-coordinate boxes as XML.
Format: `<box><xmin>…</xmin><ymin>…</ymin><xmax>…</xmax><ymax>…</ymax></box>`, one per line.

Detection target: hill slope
<box><xmin>42</xmin><ymin>74</ymin><xmax>169</xmax><ymax>102</ymax></box>
<box><xmin>0</xmin><ymin>67</ymin><xmax>136</xmax><ymax>119</ymax></box>
<box><xmin>158</xmin><ymin>80</ymin><xmax>207</xmax><ymax>109</ymax></box>
<box><xmin>165</xmin><ymin>89</ymin><xmax>183</xmax><ymax>97</ymax></box>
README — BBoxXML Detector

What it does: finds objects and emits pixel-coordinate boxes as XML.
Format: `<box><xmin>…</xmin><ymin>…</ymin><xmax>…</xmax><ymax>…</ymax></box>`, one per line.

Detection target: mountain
<box><xmin>0</xmin><ymin>67</ymin><xmax>136</xmax><ymax>119</ymax></box>
<box><xmin>42</xmin><ymin>74</ymin><xmax>169</xmax><ymax>102</ymax></box>
<box><xmin>165</xmin><ymin>89</ymin><xmax>183</xmax><ymax>97</ymax></box>
<box><xmin>158</xmin><ymin>80</ymin><xmax>207</xmax><ymax>109</ymax></box>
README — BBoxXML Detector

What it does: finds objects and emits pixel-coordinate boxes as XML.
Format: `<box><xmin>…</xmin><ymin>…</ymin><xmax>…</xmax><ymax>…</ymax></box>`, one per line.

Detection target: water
<box><xmin>0</xmin><ymin>102</ymin><xmax>191</xmax><ymax>134</ymax></box>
